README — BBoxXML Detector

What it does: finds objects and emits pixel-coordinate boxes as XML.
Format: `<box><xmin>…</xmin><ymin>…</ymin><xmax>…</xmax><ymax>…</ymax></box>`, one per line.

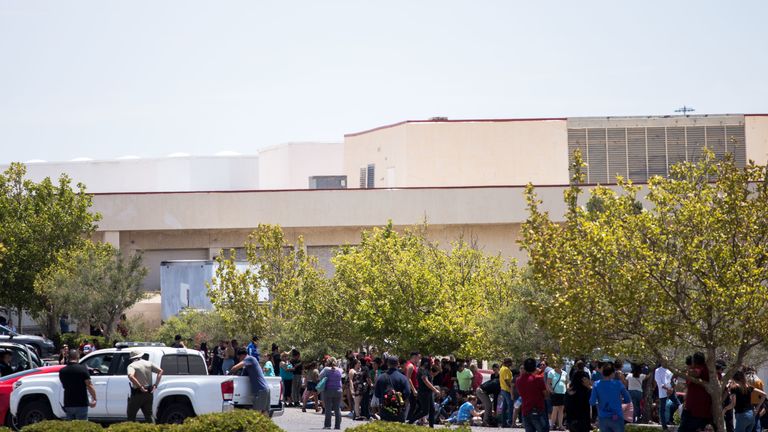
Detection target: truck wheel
<box><xmin>158</xmin><ymin>402</ymin><xmax>194</xmax><ymax>424</ymax></box>
<box><xmin>17</xmin><ymin>399</ymin><xmax>53</xmax><ymax>427</ymax></box>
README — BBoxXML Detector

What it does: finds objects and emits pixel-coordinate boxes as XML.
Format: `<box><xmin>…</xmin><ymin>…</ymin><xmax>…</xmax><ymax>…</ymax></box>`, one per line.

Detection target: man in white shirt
<box><xmin>655</xmin><ymin>364</ymin><xmax>680</xmax><ymax>430</ymax></box>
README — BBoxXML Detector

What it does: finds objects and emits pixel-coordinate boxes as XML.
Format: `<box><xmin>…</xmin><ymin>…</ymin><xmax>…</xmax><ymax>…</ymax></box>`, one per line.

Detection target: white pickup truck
<box><xmin>9</xmin><ymin>344</ymin><xmax>283</xmax><ymax>427</ymax></box>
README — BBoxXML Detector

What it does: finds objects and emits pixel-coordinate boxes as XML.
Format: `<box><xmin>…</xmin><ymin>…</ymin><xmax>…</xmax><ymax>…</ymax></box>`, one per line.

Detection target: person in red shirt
<box><xmin>470</xmin><ymin>364</ymin><xmax>483</xmax><ymax>391</ymax></box>
<box><xmin>404</xmin><ymin>351</ymin><xmax>421</xmax><ymax>423</ymax></box>
<box><xmin>517</xmin><ymin>358</ymin><xmax>550</xmax><ymax>432</ymax></box>
<box><xmin>679</xmin><ymin>352</ymin><xmax>713</xmax><ymax>432</ymax></box>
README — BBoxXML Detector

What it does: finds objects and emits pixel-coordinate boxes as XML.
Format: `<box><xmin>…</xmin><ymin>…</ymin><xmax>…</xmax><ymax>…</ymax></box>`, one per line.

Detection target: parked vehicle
<box><xmin>0</xmin><ymin>325</ymin><xmax>55</xmax><ymax>358</ymax></box>
<box><xmin>0</xmin><ymin>365</ymin><xmax>63</xmax><ymax>427</ymax></box>
<box><xmin>0</xmin><ymin>342</ymin><xmax>43</xmax><ymax>373</ymax></box>
<box><xmin>10</xmin><ymin>343</ymin><xmax>283</xmax><ymax>427</ymax></box>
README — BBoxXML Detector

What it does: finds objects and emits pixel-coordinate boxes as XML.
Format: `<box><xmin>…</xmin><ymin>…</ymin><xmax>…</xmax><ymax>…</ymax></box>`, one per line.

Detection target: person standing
<box><xmin>566</xmin><ymin>361</ymin><xmax>593</xmax><ymax>432</ymax></box>
<box><xmin>303</xmin><ymin>361</ymin><xmax>321</xmax><ymax>413</ymax></box>
<box><xmin>319</xmin><ymin>357</ymin><xmax>344</xmax><ymax>430</ymax></box>
<box><xmin>126</xmin><ymin>350</ymin><xmax>163</xmax><ymax>423</ymax></box>
<box><xmin>548</xmin><ymin>362</ymin><xmax>568</xmax><ymax>430</ymax></box>
<box><xmin>679</xmin><ymin>353</ymin><xmax>713</xmax><ymax>432</ymax></box>
<box><xmin>211</xmin><ymin>340</ymin><xmax>225</xmax><ymax>375</ymax></box>
<box><xmin>517</xmin><ymin>357</ymin><xmax>550</xmax><ymax>432</ymax></box>
<box><xmin>404</xmin><ymin>352</ymin><xmax>421</xmax><ymax>423</ymax></box>
<box><xmin>626</xmin><ymin>365</ymin><xmax>646</xmax><ymax>424</ymax></box>
<box><xmin>230</xmin><ymin>347</ymin><xmax>271</xmax><ymax>415</ymax></box>
<box><xmin>81</xmin><ymin>339</ymin><xmax>94</xmax><ymax>356</ymax></box>
<box><xmin>456</xmin><ymin>361</ymin><xmax>474</xmax><ymax>395</ymax></box>
<box><xmin>725</xmin><ymin>370</ymin><xmax>766</xmax><ymax>432</ymax></box>
<box><xmin>279</xmin><ymin>352</ymin><xmax>295</xmax><ymax>407</ymax></box>
<box><xmin>374</xmin><ymin>356</ymin><xmax>411</xmax><ymax>423</ymax></box>
<box><xmin>246</xmin><ymin>336</ymin><xmax>260</xmax><ymax>361</ymax></box>
<box><xmin>499</xmin><ymin>357</ymin><xmax>515</xmax><ymax>428</ymax></box>
<box><xmin>408</xmin><ymin>357</ymin><xmax>440</xmax><ymax>427</ymax></box>
<box><xmin>655</xmin><ymin>363</ymin><xmax>679</xmax><ymax>430</ymax></box>
<box><xmin>290</xmin><ymin>349</ymin><xmax>303</xmax><ymax>408</ymax></box>
<box><xmin>59</xmin><ymin>350</ymin><xmax>97</xmax><ymax>420</ymax></box>
<box><xmin>58</xmin><ymin>344</ymin><xmax>70</xmax><ymax>365</ymax></box>
<box><xmin>589</xmin><ymin>363</ymin><xmax>631</xmax><ymax>432</ymax></box>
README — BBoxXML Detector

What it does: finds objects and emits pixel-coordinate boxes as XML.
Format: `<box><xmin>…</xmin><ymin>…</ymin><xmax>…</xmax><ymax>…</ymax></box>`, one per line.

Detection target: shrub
<box><xmin>107</xmin><ymin>422</ymin><xmax>179</xmax><ymax>431</ymax></box>
<box><xmin>346</xmin><ymin>422</ymin><xmax>470</xmax><ymax>432</ymax></box>
<box><xmin>56</xmin><ymin>333</ymin><xmax>108</xmax><ymax>351</ymax></box>
<box><xmin>182</xmin><ymin>410</ymin><xmax>283</xmax><ymax>432</ymax></box>
<box><xmin>21</xmin><ymin>420</ymin><xmax>103</xmax><ymax>432</ymax></box>
<box><xmin>625</xmin><ymin>425</ymin><xmax>665</xmax><ymax>432</ymax></box>
<box><xmin>0</xmin><ymin>426</ymin><xmax>11</xmax><ymax>432</ymax></box>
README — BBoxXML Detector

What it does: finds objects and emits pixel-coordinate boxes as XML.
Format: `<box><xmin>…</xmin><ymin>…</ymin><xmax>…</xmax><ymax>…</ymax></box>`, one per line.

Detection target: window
<box><xmin>359</xmin><ymin>167</ymin><xmax>367</xmax><ymax>188</ymax></box>
<box><xmin>83</xmin><ymin>353</ymin><xmax>118</xmax><ymax>375</ymax></box>
<box><xmin>366</xmin><ymin>164</ymin><xmax>375</xmax><ymax>189</ymax></box>
<box><xmin>161</xmin><ymin>354</ymin><xmax>207</xmax><ymax>375</ymax></box>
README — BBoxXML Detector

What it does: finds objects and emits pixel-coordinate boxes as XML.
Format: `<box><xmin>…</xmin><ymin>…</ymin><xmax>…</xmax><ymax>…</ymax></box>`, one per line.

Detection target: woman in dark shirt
<box><xmin>726</xmin><ymin>370</ymin><xmax>766</xmax><ymax>432</ymax></box>
<box><xmin>408</xmin><ymin>358</ymin><xmax>440</xmax><ymax>427</ymax></box>
<box><xmin>565</xmin><ymin>364</ymin><xmax>593</xmax><ymax>432</ymax></box>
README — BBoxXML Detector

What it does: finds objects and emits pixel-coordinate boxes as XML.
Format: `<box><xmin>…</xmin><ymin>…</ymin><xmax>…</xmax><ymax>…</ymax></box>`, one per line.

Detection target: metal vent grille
<box><xmin>568</xmin><ymin>124</ymin><xmax>747</xmax><ymax>184</ymax></box>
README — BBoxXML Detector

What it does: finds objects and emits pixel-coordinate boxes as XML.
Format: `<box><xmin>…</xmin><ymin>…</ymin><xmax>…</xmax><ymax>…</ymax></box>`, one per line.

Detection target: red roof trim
<box><xmin>344</xmin><ymin>117</ymin><xmax>568</xmax><ymax>138</ymax></box>
<box><xmin>745</xmin><ymin>114</ymin><xmax>768</xmax><ymax>117</ymax></box>
<box><xmin>92</xmin><ymin>182</ymin><xmax>642</xmax><ymax>196</ymax></box>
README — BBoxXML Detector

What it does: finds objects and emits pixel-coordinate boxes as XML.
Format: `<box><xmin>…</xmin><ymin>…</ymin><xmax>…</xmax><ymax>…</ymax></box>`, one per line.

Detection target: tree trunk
<box><xmin>46</xmin><ymin>310</ymin><xmax>58</xmax><ymax>340</ymax></box>
<box><xmin>16</xmin><ymin>306</ymin><xmax>23</xmax><ymax>334</ymax></box>
<box><xmin>706</xmin><ymin>349</ymin><xmax>725</xmax><ymax>432</ymax></box>
<box><xmin>643</xmin><ymin>366</ymin><xmax>657</xmax><ymax>423</ymax></box>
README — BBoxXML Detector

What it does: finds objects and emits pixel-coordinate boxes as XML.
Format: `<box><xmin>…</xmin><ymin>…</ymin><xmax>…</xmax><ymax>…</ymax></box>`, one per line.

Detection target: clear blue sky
<box><xmin>1</xmin><ymin>0</ymin><xmax>766</xmax><ymax>163</ymax></box>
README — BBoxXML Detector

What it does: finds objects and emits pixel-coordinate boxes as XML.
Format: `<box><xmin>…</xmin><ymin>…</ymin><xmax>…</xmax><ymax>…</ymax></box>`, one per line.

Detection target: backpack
<box><xmin>380</xmin><ymin>373</ymin><xmax>404</xmax><ymax>415</ymax></box>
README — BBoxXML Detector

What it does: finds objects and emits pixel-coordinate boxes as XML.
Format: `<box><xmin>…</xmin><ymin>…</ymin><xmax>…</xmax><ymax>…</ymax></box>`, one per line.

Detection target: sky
<box><xmin>0</xmin><ymin>0</ymin><xmax>767</xmax><ymax>163</ymax></box>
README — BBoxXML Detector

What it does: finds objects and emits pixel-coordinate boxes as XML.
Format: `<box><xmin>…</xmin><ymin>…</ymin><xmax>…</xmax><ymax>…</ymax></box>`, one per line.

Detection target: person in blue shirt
<box><xmin>231</xmin><ymin>347</ymin><xmax>270</xmax><ymax>415</ymax></box>
<box><xmin>446</xmin><ymin>395</ymin><xmax>484</xmax><ymax>425</ymax></box>
<box><xmin>246</xmin><ymin>336</ymin><xmax>260</xmax><ymax>362</ymax></box>
<box><xmin>589</xmin><ymin>363</ymin><xmax>631</xmax><ymax>432</ymax></box>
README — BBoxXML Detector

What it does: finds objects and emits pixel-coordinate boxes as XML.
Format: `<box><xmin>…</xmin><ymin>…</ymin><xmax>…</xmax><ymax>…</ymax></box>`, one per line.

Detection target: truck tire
<box><xmin>17</xmin><ymin>399</ymin><xmax>54</xmax><ymax>428</ymax></box>
<box><xmin>158</xmin><ymin>401</ymin><xmax>194</xmax><ymax>424</ymax></box>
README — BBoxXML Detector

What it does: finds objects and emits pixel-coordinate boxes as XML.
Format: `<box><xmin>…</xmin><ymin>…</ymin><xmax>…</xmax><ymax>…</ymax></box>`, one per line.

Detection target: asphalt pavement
<box><xmin>271</xmin><ymin>406</ymin><xmax>525</xmax><ymax>431</ymax></box>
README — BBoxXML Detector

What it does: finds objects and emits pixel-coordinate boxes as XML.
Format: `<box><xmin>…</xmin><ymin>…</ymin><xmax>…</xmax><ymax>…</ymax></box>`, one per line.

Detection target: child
<box><xmin>446</xmin><ymin>395</ymin><xmax>484</xmax><ymax>426</ymax></box>
<box><xmin>438</xmin><ymin>387</ymin><xmax>454</xmax><ymax>421</ymax></box>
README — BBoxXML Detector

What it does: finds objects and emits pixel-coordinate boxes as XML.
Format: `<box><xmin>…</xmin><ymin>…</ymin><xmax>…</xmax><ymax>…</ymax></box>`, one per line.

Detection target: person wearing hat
<box><xmin>127</xmin><ymin>349</ymin><xmax>163</xmax><ymax>422</ymax></box>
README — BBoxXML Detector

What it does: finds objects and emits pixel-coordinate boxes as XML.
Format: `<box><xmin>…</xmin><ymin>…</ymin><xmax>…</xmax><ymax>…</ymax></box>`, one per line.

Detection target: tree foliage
<box><xmin>209</xmin><ymin>224</ymin><xmax>329</xmax><ymax>340</ymax></box>
<box><xmin>0</xmin><ymin>163</ymin><xmax>100</xmax><ymax>333</ymax></box>
<box><xmin>34</xmin><ymin>240</ymin><xmax>147</xmax><ymax>342</ymax></box>
<box><xmin>520</xmin><ymin>150</ymin><xmax>768</xmax><ymax>431</ymax></box>
<box><xmin>332</xmin><ymin>222</ymin><xmax>521</xmax><ymax>357</ymax></box>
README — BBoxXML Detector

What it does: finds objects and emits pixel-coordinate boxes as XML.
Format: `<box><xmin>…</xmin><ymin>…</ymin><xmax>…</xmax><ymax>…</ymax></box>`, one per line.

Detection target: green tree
<box><xmin>520</xmin><ymin>150</ymin><xmax>768</xmax><ymax>431</ymax></box>
<box><xmin>332</xmin><ymin>222</ymin><xmax>520</xmax><ymax>357</ymax></box>
<box><xmin>153</xmin><ymin>309</ymin><xmax>233</xmax><ymax>348</ymax></box>
<box><xmin>34</xmin><ymin>240</ymin><xmax>147</xmax><ymax>342</ymax></box>
<box><xmin>0</xmin><ymin>163</ymin><xmax>100</xmax><ymax>333</ymax></box>
<box><xmin>209</xmin><ymin>224</ymin><xmax>327</xmax><ymax>340</ymax></box>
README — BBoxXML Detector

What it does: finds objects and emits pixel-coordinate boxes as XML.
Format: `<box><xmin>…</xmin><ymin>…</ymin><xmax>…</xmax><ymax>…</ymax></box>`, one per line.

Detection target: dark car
<box><xmin>0</xmin><ymin>325</ymin><xmax>55</xmax><ymax>358</ymax></box>
<box><xmin>0</xmin><ymin>342</ymin><xmax>43</xmax><ymax>374</ymax></box>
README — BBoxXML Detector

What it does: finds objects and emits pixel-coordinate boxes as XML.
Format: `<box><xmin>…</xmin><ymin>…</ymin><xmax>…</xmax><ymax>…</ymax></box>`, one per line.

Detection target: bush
<box><xmin>0</xmin><ymin>426</ymin><xmax>11</xmax><ymax>432</ymax></box>
<box><xmin>625</xmin><ymin>425</ymin><xmax>665</xmax><ymax>432</ymax></box>
<box><xmin>55</xmin><ymin>333</ymin><xmax>109</xmax><ymax>351</ymax></box>
<box><xmin>182</xmin><ymin>410</ymin><xmax>284</xmax><ymax>432</ymax></box>
<box><xmin>107</xmin><ymin>422</ymin><xmax>178</xmax><ymax>431</ymax></box>
<box><xmin>153</xmin><ymin>309</ymin><xmax>240</xmax><ymax>349</ymax></box>
<box><xmin>346</xmin><ymin>422</ymin><xmax>470</xmax><ymax>432</ymax></box>
<box><xmin>21</xmin><ymin>420</ymin><xmax>103</xmax><ymax>432</ymax></box>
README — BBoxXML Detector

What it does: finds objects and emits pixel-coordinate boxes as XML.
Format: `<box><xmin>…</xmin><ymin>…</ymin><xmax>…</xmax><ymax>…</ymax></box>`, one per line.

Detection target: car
<box><xmin>0</xmin><ymin>325</ymin><xmax>55</xmax><ymax>358</ymax></box>
<box><xmin>0</xmin><ymin>365</ymin><xmax>64</xmax><ymax>427</ymax></box>
<box><xmin>10</xmin><ymin>343</ymin><xmax>283</xmax><ymax>427</ymax></box>
<box><xmin>0</xmin><ymin>342</ymin><xmax>43</xmax><ymax>373</ymax></box>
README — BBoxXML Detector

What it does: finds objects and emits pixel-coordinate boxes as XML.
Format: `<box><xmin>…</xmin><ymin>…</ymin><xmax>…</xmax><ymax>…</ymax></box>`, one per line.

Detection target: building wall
<box><xmin>4</xmin><ymin>156</ymin><xmax>260</xmax><ymax>193</ymax></box>
<box><xmin>258</xmin><ymin>142</ymin><xmax>344</xmax><ymax>190</ymax></box>
<box><xmin>344</xmin><ymin>119</ymin><xmax>570</xmax><ymax>188</ymax></box>
<box><xmin>746</xmin><ymin>115</ymin><xmax>768</xmax><ymax>165</ymax></box>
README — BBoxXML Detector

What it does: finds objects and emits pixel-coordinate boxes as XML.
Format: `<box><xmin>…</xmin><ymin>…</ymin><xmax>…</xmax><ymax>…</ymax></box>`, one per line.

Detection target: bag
<box><xmin>380</xmin><ymin>373</ymin><xmax>404</xmax><ymax>416</ymax></box>
<box><xmin>316</xmin><ymin>377</ymin><xmax>328</xmax><ymax>392</ymax></box>
<box><xmin>622</xmin><ymin>402</ymin><xmax>634</xmax><ymax>423</ymax></box>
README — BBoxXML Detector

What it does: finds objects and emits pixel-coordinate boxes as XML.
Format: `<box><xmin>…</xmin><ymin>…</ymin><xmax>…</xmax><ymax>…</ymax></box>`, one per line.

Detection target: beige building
<box><xmin>345</xmin><ymin>114</ymin><xmax>768</xmax><ymax>188</ymax></box>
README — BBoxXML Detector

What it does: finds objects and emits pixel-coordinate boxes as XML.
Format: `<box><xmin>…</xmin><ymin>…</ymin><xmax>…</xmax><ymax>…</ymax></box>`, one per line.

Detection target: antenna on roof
<box><xmin>674</xmin><ymin>106</ymin><xmax>695</xmax><ymax>116</ymax></box>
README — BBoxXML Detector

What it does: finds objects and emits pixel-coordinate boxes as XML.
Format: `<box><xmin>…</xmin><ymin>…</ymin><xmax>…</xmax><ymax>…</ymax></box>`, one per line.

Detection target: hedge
<box><xmin>182</xmin><ymin>410</ymin><xmax>283</xmax><ymax>432</ymax></box>
<box><xmin>19</xmin><ymin>411</ymin><xmax>283</xmax><ymax>431</ymax></box>
<box><xmin>625</xmin><ymin>424</ymin><xmax>667</xmax><ymax>432</ymax></box>
<box><xmin>21</xmin><ymin>420</ymin><xmax>103</xmax><ymax>432</ymax></box>
<box><xmin>346</xmin><ymin>421</ymin><xmax>471</xmax><ymax>432</ymax></box>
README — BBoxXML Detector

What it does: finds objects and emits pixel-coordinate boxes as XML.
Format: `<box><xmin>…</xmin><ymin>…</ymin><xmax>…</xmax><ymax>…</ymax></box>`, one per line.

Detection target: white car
<box><xmin>9</xmin><ymin>343</ymin><xmax>283</xmax><ymax>427</ymax></box>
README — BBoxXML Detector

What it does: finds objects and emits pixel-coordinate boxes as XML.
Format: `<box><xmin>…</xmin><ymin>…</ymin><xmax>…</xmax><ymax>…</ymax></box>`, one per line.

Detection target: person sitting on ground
<box><xmin>445</xmin><ymin>394</ymin><xmax>484</xmax><ymax>425</ymax></box>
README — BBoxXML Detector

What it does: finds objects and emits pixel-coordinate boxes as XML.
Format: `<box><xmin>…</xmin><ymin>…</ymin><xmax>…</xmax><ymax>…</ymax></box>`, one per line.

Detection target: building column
<box><xmin>103</xmin><ymin>231</ymin><xmax>120</xmax><ymax>249</ymax></box>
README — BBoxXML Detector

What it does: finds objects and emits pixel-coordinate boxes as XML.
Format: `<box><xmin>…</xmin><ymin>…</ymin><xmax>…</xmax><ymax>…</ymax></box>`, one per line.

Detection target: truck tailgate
<box><xmin>232</xmin><ymin>376</ymin><xmax>283</xmax><ymax>409</ymax></box>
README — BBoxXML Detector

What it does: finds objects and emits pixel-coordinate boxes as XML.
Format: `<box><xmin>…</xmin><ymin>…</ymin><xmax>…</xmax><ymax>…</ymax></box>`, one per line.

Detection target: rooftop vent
<box><xmin>429</xmin><ymin>116</ymin><xmax>448</xmax><ymax>121</ymax></box>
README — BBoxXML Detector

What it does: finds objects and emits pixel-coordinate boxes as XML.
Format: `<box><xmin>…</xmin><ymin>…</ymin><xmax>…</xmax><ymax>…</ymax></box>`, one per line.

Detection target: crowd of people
<box><xmin>186</xmin><ymin>337</ymin><xmax>768</xmax><ymax>432</ymax></box>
